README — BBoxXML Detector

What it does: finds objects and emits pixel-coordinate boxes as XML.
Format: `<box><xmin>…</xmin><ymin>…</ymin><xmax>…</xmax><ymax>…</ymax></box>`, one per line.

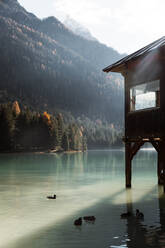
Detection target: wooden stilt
<box><xmin>125</xmin><ymin>142</ymin><xmax>132</xmax><ymax>188</ymax></box>
<box><xmin>155</xmin><ymin>141</ymin><xmax>165</xmax><ymax>191</ymax></box>
<box><xmin>158</xmin><ymin>151</ymin><xmax>163</xmax><ymax>185</ymax></box>
<box><xmin>159</xmin><ymin>142</ymin><xmax>165</xmax><ymax>192</ymax></box>
<box><xmin>150</xmin><ymin>139</ymin><xmax>162</xmax><ymax>185</ymax></box>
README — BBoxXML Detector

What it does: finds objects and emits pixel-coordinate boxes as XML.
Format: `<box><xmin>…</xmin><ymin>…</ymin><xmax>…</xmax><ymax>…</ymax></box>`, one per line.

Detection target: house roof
<box><xmin>103</xmin><ymin>36</ymin><xmax>165</xmax><ymax>73</ymax></box>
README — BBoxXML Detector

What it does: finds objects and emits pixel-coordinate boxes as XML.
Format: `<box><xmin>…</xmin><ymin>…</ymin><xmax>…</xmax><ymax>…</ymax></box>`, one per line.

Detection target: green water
<box><xmin>0</xmin><ymin>149</ymin><xmax>164</xmax><ymax>248</ymax></box>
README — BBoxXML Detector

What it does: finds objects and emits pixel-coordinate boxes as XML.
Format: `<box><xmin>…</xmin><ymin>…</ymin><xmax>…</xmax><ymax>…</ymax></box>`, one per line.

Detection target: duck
<box><xmin>120</xmin><ymin>211</ymin><xmax>132</xmax><ymax>218</ymax></box>
<box><xmin>74</xmin><ymin>217</ymin><xmax>82</xmax><ymax>226</ymax></box>
<box><xmin>83</xmin><ymin>216</ymin><xmax>96</xmax><ymax>221</ymax></box>
<box><xmin>136</xmin><ymin>209</ymin><xmax>144</xmax><ymax>219</ymax></box>
<box><xmin>47</xmin><ymin>194</ymin><xmax>56</xmax><ymax>199</ymax></box>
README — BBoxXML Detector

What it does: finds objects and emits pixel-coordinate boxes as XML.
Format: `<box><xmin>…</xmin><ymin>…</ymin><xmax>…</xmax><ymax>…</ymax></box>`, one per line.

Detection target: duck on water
<box><xmin>120</xmin><ymin>209</ymin><xmax>144</xmax><ymax>219</ymax></box>
<box><xmin>47</xmin><ymin>194</ymin><xmax>56</xmax><ymax>199</ymax></box>
<box><xmin>74</xmin><ymin>217</ymin><xmax>82</xmax><ymax>226</ymax></box>
<box><xmin>74</xmin><ymin>216</ymin><xmax>96</xmax><ymax>225</ymax></box>
<box><xmin>136</xmin><ymin>209</ymin><xmax>144</xmax><ymax>219</ymax></box>
<box><xmin>83</xmin><ymin>216</ymin><xmax>96</xmax><ymax>221</ymax></box>
<box><xmin>120</xmin><ymin>211</ymin><xmax>132</xmax><ymax>218</ymax></box>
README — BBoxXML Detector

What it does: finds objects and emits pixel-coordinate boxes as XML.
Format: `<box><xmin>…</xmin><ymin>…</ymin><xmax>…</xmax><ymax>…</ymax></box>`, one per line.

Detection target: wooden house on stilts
<box><xmin>103</xmin><ymin>36</ymin><xmax>165</xmax><ymax>188</ymax></box>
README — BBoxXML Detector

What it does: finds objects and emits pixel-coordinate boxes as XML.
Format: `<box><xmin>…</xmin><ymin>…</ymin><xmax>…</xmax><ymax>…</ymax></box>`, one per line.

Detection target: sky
<box><xmin>18</xmin><ymin>0</ymin><xmax>165</xmax><ymax>54</ymax></box>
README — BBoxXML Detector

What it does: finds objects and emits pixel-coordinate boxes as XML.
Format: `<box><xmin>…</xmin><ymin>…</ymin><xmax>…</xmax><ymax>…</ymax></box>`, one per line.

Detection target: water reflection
<box><xmin>1</xmin><ymin>150</ymin><xmax>165</xmax><ymax>248</ymax></box>
<box><xmin>117</xmin><ymin>185</ymin><xmax>165</xmax><ymax>248</ymax></box>
<box><xmin>0</xmin><ymin>151</ymin><xmax>125</xmax><ymax>190</ymax></box>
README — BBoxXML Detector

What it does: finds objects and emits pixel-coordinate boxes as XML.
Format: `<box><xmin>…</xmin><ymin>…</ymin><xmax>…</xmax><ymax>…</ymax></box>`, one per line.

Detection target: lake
<box><xmin>0</xmin><ymin>149</ymin><xmax>164</xmax><ymax>248</ymax></box>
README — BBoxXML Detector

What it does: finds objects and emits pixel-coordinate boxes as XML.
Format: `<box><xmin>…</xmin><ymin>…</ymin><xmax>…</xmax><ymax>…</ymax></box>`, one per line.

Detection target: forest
<box><xmin>0</xmin><ymin>101</ymin><xmax>122</xmax><ymax>152</ymax></box>
<box><xmin>0</xmin><ymin>101</ymin><xmax>87</xmax><ymax>152</ymax></box>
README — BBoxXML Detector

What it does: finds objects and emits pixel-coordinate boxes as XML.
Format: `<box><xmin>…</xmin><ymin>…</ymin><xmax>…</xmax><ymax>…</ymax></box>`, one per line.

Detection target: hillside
<box><xmin>0</xmin><ymin>0</ymin><xmax>124</xmax><ymax>147</ymax></box>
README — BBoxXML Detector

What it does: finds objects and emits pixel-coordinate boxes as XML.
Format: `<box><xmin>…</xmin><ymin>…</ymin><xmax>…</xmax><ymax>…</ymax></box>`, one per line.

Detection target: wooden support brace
<box><xmin>130</xmin><ymin>141</ymin><xmax>145</xmax><ymax>161</ymax></box>
<box><xmin>150</xmin><ymin>140</ymin><xmax>160</xmax><ymax>153</ymax></box>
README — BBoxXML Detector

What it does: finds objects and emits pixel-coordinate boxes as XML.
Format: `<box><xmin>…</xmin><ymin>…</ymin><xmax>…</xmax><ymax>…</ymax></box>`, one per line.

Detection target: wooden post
<box><xmin>125</xmin><ymin>142</ymin><xmax>132</xmax><ymax>188</ymax></box>
<box><xmin>158</xmin><ymin>141</ymin><xmax>165</xmax><ymax>191</ymax></box>
<box><xmin>158</xmin><ymin>185</ymin><xmax>165</xmax><ymax>229</ymax></box>
<box><xmin>158</xmin><ymin>151</ymin><xmax>163</xmax><ymax>185</ymax></box>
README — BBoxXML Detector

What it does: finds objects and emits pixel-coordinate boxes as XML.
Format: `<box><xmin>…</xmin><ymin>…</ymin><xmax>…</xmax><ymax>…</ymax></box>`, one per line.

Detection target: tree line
<box><xmin>0</xmin><ymin>102</ymin><xmax>87</xmax><ymax>152</ymax></box>
<box><xmin>76</xmin><ymin>116</ymin><xmax>123</xmax><ymax>148</ymax></box>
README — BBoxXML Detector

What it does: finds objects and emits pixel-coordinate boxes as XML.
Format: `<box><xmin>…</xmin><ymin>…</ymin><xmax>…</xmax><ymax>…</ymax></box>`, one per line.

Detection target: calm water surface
<box><xmin>0</xmin><ymin>149</ymin><xmax>165</xmax><ymax>248</ymax></box>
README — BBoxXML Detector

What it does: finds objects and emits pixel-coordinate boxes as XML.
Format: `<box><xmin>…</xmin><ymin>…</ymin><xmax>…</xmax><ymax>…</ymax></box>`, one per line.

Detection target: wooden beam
<box><xmin>123</xmin><ymin>137</ymin><xmax>162</xmax><ymax>143</ymax></box>
<box><xmin>142</xmin><ymin>138</ymin><xmax>149</xmax><ymax>141</ymax></box>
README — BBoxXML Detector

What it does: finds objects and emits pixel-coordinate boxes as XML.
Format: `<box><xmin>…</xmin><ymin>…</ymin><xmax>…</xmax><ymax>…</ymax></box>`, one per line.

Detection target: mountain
<box><xmin>0</xmin><ymin>0</ymin><xmax>124</xmax><ymax>130</ymax></box>
<box><xmin>63</xmin><ymin>16</ymin><xmax>97</xmax><ymax>41</ymax></box>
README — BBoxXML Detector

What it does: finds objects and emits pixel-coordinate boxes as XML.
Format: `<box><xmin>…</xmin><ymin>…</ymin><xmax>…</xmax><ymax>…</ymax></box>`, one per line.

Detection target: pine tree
<box><xmin>0</xmin><ymin>104</ymin><xmax>15</xmax><ymax>151</ymax></box>
<box><xmin>57</xmin><ymin>113</ymin><xmax>64</xmax><ymax>146</ymax></box>
<box><xmin>68</xmin><ymin>124</ymin><xmax>75</xmax><ymax>150</ymax></box>
<box><xmin>82</xmin><ymin>136</ymin><xmax>87</xmax><ymax>151</ymax></box>
<box><xmin>61</xmin><ymin>132</ymin><xmax>69</xmax><ymax>151</ymax></box>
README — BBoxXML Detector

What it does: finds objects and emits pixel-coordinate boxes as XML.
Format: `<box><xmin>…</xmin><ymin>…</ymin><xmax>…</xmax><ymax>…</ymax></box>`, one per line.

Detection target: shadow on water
<box><xmin>4</xmin><ymin>185</ymin><xmax>165</xmax><ymax>248</ymax></box>
<box><xmin>4</xmin><ymin>187</ymin><xmax>126</xmax><ymax>248</ymax></box>
<box><xmin>1</xmin><ymin>149</ymin><xmax>165</xmax><ymax>248</ymax></box>
<box><xmin>118</xmin><ymin>185</ymin><xmax>165</xmax><ymax>248</ymax></box>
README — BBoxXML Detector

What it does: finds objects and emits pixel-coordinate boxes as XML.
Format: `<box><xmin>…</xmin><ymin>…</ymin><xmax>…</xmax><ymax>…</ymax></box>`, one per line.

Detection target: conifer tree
<box><xmin>82</xmin><ymin>136</ymin><xmax>87</xmax><ymax>151</ymax></box>
<box><xmin>61</xmin><ymin>132</ymin><xmax>69</xmax><ymax>151</ymax></box>
<box><xmin>57</xmin><ymin>113</ymin><xmax>64</xmax><ymax>146</ymax></box>
<box><xmin>68</xmin><ymin>124</ymin><xmax>75</xmax><ymax>150</ymax></box>
<box><xmin>0</xmin><ymin>103</ymin><xmax>15</xmax><ymax>151</ymax></box>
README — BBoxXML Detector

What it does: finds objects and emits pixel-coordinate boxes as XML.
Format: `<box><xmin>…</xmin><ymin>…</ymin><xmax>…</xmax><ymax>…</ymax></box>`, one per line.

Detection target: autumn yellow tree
<box><xmin>43</xmin><ymin>111</ymin><xmax>51</xmax><ymax>125</ymax></box>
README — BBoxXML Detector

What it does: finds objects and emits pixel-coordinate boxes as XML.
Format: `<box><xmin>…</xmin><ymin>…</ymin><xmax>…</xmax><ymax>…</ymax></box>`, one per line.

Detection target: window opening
<box><xmin>130</xmin><ymin>80</ymin><xmax>160</xmax><ymax>111</ymax></box>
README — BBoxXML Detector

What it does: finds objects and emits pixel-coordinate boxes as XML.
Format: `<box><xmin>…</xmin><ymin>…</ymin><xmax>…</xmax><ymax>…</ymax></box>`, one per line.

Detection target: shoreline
<box><xmin>0</xmin><ymin>149</ymin><xmax>84</xmax><ymax>155</ymax></box>
<box><xmin>0</xmin><ymin>146</ymin><xmax>125</xmax><ymax>155</ymax></box>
